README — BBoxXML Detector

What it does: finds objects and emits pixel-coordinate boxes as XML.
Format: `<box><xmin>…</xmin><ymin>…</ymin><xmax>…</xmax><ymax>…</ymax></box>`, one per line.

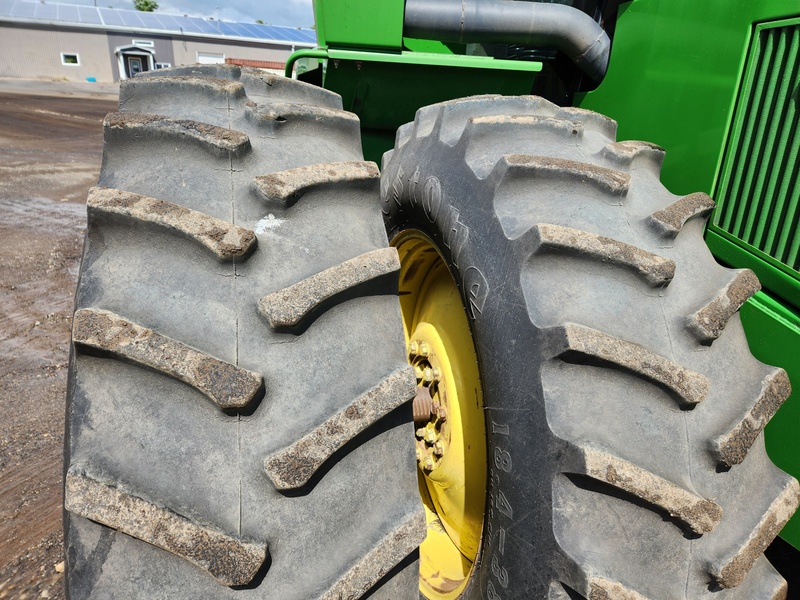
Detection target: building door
<box><xmin>127</xmin><ymin>57</ymin><xmax>143</xmax><ymax>77</ymax></box>
<box><xmin>115</xmin><ymin>45</ymin><xmax>156</xmax><ymax>81</ymax></box>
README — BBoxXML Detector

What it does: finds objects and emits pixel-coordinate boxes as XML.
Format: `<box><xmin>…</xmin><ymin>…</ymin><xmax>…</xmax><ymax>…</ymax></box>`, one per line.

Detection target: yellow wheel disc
<box><xmin>392</xmin><ymin>230</ymin><xmax>486</xmax><ymax>600</ymax></box>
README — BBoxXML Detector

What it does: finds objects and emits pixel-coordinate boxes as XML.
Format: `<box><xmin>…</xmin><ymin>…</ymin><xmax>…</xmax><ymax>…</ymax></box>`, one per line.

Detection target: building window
<box><xmin>155</xmin><ymin>62</ymin><xmax>172</xmax><ymax>69</ymax></box>
<box><xmin>197</xmin><ymin>52</ymin><xmax>225</xmax><ymax>65</ymax></box>
<box><xmin>132</xmin><ymin>39</ymin><xmax>155</xmax><ymax>47</ymax></box>
<box><xmin>61</xmin><ymin>53</ymin><xmax>80</xmax><ymax>66</ymax></box>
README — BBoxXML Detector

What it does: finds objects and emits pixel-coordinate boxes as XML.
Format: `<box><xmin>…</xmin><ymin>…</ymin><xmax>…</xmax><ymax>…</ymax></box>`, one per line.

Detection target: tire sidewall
<box><xmin>383</xmin><ymin>140</ymin><xmax>562</xmax><ymax>600</ymax></box>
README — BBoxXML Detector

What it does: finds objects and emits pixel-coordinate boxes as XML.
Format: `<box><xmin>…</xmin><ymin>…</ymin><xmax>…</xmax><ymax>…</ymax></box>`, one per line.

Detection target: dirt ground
<box><xmin>0</xmin><ymin>85</ymin><xmax>118</xmax><ymax>600</ymax></box>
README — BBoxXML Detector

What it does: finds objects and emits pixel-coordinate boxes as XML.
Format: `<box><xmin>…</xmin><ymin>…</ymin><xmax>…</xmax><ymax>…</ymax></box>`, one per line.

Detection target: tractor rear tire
<box><xmin>64</xmin><ymin>65</ymin><xmax>423</xmax><ymax>599</ymax></box>
<box><xmin>381</xmin><ymin>95</ymin><xmax>799</xmax><ymax>599</ymax></box>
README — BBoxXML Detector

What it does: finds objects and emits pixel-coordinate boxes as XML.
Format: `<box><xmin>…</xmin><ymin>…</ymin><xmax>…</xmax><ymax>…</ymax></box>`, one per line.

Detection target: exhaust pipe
<box><xmin>404</xmin><ymin>0</ymin><xmax>610</xmax><ymax>82</ymax></box>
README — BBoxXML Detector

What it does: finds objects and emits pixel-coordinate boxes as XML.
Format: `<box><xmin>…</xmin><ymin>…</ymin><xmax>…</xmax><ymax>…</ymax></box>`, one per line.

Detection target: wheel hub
<box><xmin>411</xmin><ymin>341</ymin><xmax>449</xmax><ymax>471</ymax></box>
<box><xmin>392</xmin><ymin>230</ymin><xmax>487</xmax><ymax>600</ymax></box>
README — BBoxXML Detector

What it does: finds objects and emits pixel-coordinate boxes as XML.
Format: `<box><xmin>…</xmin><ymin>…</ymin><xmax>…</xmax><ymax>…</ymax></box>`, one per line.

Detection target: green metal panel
<box><xmin>710</xmin><ymin>18</ymin><xmax>800</xmax><ymax>287</ymax></box>
<box><xmin>740</xmin><ymin>292</ymin><xmax>800</xmax><ymax>546</ymax></box>
<box><xmin>320</xmin><ymin>49</ymin><xmax>543</xmax><ymax>128</ymax></box>
<box><xmin>577</xmin><ymin>0</ymin><xmax>798</xmax><ymax>198</ymax></box>
<box><xmin>403</xmin><ymin>37</ymin><xmax>462</xmax><ymax>54</ymax></box>
<box><xmin>313</xmin><ymin>0</ymin><xmax>405</xmax><ymax>50</ymax></box>
<box><xmin>706</xmin><ymin>229</ymin><xmax>800</xmax><ymax>311</ymax></box>
<box><xmin>327</xmin><ymin>49</ymin><xmax>543</xmax><ymax>72</ymax></box>
<box><xmin>322</xmin><ymin>50</ymin><xmax>541</xmax><ymax>162</ymax></box>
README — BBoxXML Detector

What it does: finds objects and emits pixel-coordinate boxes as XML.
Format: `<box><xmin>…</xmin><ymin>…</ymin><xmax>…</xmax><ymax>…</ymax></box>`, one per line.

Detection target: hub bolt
<box><xmin>408</xmin><ymin>340</ymin><xmax>430</xmax><ymax>360</ymax></box>
<box><xmin>424</xmin><ymin>428</ymin><xmax>437</xmax><ymax>445</ymax></box>
<box><xmin>414</xmin><ymin>365</ymin><xmax>439</xmax><ymax>385</ymax></box>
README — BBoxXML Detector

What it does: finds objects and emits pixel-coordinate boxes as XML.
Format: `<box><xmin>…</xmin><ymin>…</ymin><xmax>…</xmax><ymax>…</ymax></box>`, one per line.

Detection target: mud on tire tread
<box><xmin>381</xmin><ymin>95</ymin><xmax>798</xmax><ymax>599</ymax></box>
<box><xmin>65</xmin><ymin>66</ymin><xmax>423</xmax><ymax>599</ymax></box>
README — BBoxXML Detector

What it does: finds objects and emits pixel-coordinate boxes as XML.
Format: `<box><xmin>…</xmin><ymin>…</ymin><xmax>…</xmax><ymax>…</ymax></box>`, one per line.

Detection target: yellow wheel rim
<box><xmin>392</xmin><ymin>230</ymin><xmax>487</xmax><ymax>600</ymax></box>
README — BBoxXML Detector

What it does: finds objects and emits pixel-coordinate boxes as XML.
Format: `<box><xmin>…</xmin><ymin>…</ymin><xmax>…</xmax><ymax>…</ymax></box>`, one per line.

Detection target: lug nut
<box><xmin>433</xmin><ymin>442</ymin><xmax>444</xmax><ymax>456</ymax></box>
<box><xmin>415</xmin><ymin>427</ymin><xmax>425</xmax><ymax>439</ymax></box>
<box><xmin>421</xmin><ymin>367</ymin><xmax>435</xmax><ymax>385</ymax></box>
<box><xmin>436</xmin><ymin>406</ymin><xmax>447</xmax><ymax>422</ymax></box>
<box><xmin>415</xmin><ymin>447</ymin><xmax>422</xmax><ymax>461</ymax></box>
<box><xmin>423</xmin><ymin>456</ymin><xmax>435</xmax><ymax>471</ymax></box>
<box><xmin>424</xmin><ymin>428</ymin><xmax>437</xmax><ymax>444</ymax></box>
<box><xmin>408</xmin><ymin>340</ymin><xmax>430</xmax><ymax>360</ymax></box>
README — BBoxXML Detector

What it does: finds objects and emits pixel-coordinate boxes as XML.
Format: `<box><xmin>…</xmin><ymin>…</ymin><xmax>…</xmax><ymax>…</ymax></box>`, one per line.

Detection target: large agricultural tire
<box><xmin>64</xmin><ymin>65</ymin><xmax>425</xmax><ymax>599</ymax></box>
<box><xmin>381</xmin><ymin>95</ymin><xmax>800</xmax><ymax>599</ymax></box>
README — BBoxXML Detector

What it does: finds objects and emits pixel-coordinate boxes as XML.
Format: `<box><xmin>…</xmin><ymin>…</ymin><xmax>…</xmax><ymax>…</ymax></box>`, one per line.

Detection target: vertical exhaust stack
<box><xmin>403</xmin><ymin>0</ymin><xmax>611</xmax><ymax>82</ymax></box>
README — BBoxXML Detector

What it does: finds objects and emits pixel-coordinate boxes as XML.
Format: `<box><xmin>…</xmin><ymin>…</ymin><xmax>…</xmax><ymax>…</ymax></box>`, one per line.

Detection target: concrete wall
<box><xmin>0</xmin><ymin>24</ymin><xmax>114</xmax><ymax>82</ymax></box>
<box><xmin>171</xmin><ymin>39</ymin><xmax>290</xmax><ymax>68</ymax></box>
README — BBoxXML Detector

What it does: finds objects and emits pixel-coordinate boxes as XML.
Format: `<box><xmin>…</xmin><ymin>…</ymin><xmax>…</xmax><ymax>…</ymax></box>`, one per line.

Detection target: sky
<box><xmin>43</xmin><ymin>0</ymin><xmax>316</xmax><ymax>28</ymax></box>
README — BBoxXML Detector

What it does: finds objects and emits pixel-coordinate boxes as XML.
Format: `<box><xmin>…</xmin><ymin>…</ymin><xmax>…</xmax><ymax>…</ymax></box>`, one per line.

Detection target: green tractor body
<box><xmin>292</xmin><ymin>0</ymin><xmax>800</xmax><ymax>552</ymax></box>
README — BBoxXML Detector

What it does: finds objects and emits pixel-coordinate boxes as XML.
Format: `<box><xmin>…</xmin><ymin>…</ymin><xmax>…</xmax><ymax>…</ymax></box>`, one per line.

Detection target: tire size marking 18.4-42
<box><xmin>488</xmin><ymin>420</ymin><xmax>512</xmax><ymax>599</ymax></box>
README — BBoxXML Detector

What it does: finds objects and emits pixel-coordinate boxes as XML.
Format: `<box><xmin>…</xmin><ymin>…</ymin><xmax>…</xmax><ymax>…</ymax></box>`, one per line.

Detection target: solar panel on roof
<box><xmin>217</xmin><ymin>21</ymin><xmax>241</xmax><ymax>37</ymax></box>
<box><xmin>172</xmin><ymin>15</ymin><xmax>203</xmax><ymax>33</ymax></box>
<box><xmin>97</xmin><ymin>7</ymin><xmax>123</xmax><ymax>26</ymax></box>
<box><xmin>235</xmin><ymin>22</ymin><xmax>263</xmax><ymax>39</ymax></box>
<box><xmin>0</xmin><ymin>1</ymin><xmax>316</xmax><ymax>45</ymax></box>
<box><xmin>10</xmin><ymin>2</ymin><xmax>35</xmax><ymax>18</ymax></box>
<box><xmin>137</xmin><ymin>12</ymin><xmax>162</xmax><ymax>28</ymax></box>
<box><xmin>154</xmin><ymin>14</ymin><xmax>179</xmax><ymax>30</ymax></box>
<box><xmin>261</xmin><ymin>25</ymin><xmax>293</xmax><ymax>41</ymax></box>
<box><xmin>57</xmin><ymin>4</ymin><xmax>79</xmax><ymax>22</ymax></box>
<box><xmin>78</xmin><ymin>6</ymin><xmax>101</xmax><ymax>24</ymax></box>
<box><xmin>234</xmin><ymin>23</ymin><xmax>256</xmax><ymax>37</ymax></box>
<box><xmin>34</xmin><ymin>3</ymin><xmax>58</xmax><ymax>20</ymax></box>
<box><xmin>256</xmin><ymin>25</ymin><xmax>276</xmax><ymax>39</ymax></box>
<box><xmin>136</xmin><ymin>11</ymin><xmax>162</xmax><ymax>28</ymax></box>
<box><xmin>290</xmin><ymin>29</ymin><xmax>313</xmax><ymax>43</ymax></box>
<box><xmin>277</xmin><ymin>27</ymin><xmax>303</xmax><ymax>42</ymax></box>
<box><xmin>294</xmin><ymin>30</ymin><xmax>314</xmax><ymax>43</ymax></box>
<box><xmin>193</xmin><ymin>19</ymin><xmax>219</xmax><ymax>34</ymax></box>
<box><xmin>119</xmin><ymin>10</ymin><xmax>145</xmax><ymax>28</ymax></box>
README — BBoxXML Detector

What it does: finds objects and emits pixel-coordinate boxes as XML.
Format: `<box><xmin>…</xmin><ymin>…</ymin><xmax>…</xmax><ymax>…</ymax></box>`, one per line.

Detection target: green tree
<box><xmin>133</xmin><ymin>0</ymin><xmax>158</xmax><ymax>11</ymax></box>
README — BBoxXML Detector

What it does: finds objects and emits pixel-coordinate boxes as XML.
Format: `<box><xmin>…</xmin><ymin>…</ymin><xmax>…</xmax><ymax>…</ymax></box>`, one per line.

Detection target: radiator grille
<box><xmin>713</xmin><ymin>21</ymin><xmax>800</xmax><ymax>273</ymax></box>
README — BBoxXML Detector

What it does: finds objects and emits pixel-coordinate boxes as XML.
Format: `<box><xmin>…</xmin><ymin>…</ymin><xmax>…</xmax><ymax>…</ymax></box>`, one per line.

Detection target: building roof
<box><xmin>0</xmin><ymin>0</ymin><xmax>317</xmax><ymax>46</ymax></box>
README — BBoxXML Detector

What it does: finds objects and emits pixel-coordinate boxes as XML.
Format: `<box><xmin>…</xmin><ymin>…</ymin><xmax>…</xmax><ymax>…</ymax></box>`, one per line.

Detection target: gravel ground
<box><xmin>0</xmin><ymin>84</ymin><xmax>117</xmax><ymax>600</ymax></box>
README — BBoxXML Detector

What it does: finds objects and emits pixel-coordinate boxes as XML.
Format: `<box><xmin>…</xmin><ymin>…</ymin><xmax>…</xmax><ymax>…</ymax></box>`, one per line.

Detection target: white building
<box><xmin>0</xmin><ymin>0</ymin><xmax>316</xmax><ymax>82</ymax></box>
